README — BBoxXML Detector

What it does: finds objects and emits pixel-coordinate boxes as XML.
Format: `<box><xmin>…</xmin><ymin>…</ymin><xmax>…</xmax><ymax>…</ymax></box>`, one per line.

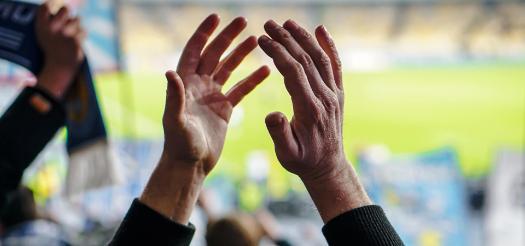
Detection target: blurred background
<box><xmin>0</xmin><ymin>0</ymin><xmax>524</xmax><ymax>245</ymax></box>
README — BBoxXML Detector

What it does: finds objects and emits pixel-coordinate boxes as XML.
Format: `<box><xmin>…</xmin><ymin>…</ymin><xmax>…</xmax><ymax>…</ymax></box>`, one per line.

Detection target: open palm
<box><xmin>162</xmin><ymin>14</ymin><xmax>269</xmax><ymax>174</ymax></box>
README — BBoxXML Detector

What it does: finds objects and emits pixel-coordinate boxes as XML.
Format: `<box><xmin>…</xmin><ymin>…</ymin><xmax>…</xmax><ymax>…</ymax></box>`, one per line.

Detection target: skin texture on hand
<box><xmin>34</xmin><ymin>3</ymin><xmax>86</xmax><ymax>100</ymax></box>
<box><xmin>258</xmin><ymin>20</ymin><xmax>372</xmax><ymax>223</ymax></box>
<box><xmin>140</xmin><ymin>14</ymin><xmax>270</xmax><ymax>224</ymax></box>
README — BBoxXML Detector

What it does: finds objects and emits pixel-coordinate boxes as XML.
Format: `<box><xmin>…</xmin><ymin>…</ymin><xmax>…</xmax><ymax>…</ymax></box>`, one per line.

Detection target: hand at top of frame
<box><xmin>141</xmin><ymin>14</ymin><xmax>269</xmax><ymax>224</ymax></box>
<box><xmin>258</xmin><ymin>20</ymin><xmax>371</xmax><ymax>223</ymax></box>
<box><xmin>35</xmin><ymin>3</ymin><xmax>86</xmax><ymax>100</ymax></box>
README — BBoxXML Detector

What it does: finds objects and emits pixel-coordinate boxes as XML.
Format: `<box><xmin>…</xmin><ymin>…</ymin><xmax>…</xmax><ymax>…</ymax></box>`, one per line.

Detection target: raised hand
<box><xmin>141</xmin><ymin>14</ymin><xmax>269</xmax><ymax>224</ymax></box>
<box><xmin>162</xmin><ymin>14</ymin><xmax>270</xmax><ymax>175</ymax></box>
<box><xmin>35</xmin><ymin>3</ymin><xmax>85</xmax><ymax>99</ymax></box>
<box><xmin>258</xmin><ymin>20</ymin><xmax>371</xmax><ymax>222</ymax></box>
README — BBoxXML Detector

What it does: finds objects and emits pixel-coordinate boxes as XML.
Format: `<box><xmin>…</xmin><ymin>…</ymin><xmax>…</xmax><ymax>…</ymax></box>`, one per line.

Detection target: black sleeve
<box><xmin>0</xmin><ymin>87</ymin><xmax>65</xmax><ymax>209</ymax></box>
<box><xmin>109</xmin><ymin>199</ymin><xmax>196</xmax><ymax>246</ymax></box>
<box><xmin>322</xmin><ymin>205</ymin><xmax>403</xmax><ymax>246</ymax></box>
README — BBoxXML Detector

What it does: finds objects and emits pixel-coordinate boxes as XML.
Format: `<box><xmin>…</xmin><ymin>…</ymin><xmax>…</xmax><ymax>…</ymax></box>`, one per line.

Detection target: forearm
<box><xmin>0</xmin><ymin>88</ymin><xmax>65</xmax><ymax>172</ymax></box>
<box><xmin>110</xmin><ymin>155</ymin><xmax>201</xmax><ymax>245</ymax></box>
<box><xmin>304</xmin><ymin>165</ymin><xmax>405</xmax><ymax>244</ymax></box>
<box><xmin>302</xmin><ymin>161</ymin><xmax>371</xmax><ymax>223</ymax></box>
<box><xmin>0</xmin><ymin>87</ymin><xmax>66</xmax><ymax>209</ymax></box>
<box><xmin>139</xmin><ymin>153</ymin><xmax>205</xmax><ymax>224</ymax></box>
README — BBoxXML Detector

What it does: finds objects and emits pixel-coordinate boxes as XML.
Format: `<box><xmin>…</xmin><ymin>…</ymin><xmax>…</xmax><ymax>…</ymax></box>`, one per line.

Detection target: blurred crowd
<box><xmin>120</xmin><ymin>1</ymin><xmax>525</xmax><ymax>71</ymax></box>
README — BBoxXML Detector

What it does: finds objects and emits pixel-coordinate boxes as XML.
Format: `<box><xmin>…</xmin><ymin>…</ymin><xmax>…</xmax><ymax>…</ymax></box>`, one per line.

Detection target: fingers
<box><xmin>38</xmin><ymin>4</ymin><xmax>82</xmax><ymax>39</ymax></box>
<box><xmin>65</xmin><ymin>19</ymin><xmax>86</xmax><ymax>63</ymax></box>
<box><xmin>258</xmin><ymin>35</ymin><xmax>315</xmax><ymax>109</ymax></box>
<box><xmin>265</xmin><ymin>112</ymin><xmax>299</xmax><ymax>162</ymax></box>
<box><xmin>264</xmin><ymin>20</ymin><xmax>329</xmax><ymax>97</ymax></box>
<box><xmin>177</xmin><ymin>14</ymin><xmax>220</xmax><ymax>75</ymax></box>
<box><xmin>165</xmin><ymin>70</ymin><xmax>186</xmax><ymax>124</ymax></box>
<box><xmin>63</xmin><ymin>17</ymin><xmax>80</xmax><ymax>36</ymax></box>
<box><xmin>36</xmin><ymin>3</ymin><xmax>51</xmax><ymax>25</ymax></box>
<box><xmin>76</xmin><ymin>28</ymin><xmax>87</xmax><ymax>42</ymax></box>
<box><xmin>283</xmin><ymin>20</ymin><xmax>336</xmax><ymax>91</ymax></box>
<box><xmin>315</xmin><ymin>26</ymin><xmax>343</xmax><ymax>90</ymax></box>
<box><xmin>51</xmin><ymin>6</ymin><xmax>70</xmax><ymax>31</ymax></box>
<box><xmin>213</xmin><ymin>36</ymin><xmax>258</xmax><ymax>85</ymax></box>
<box><xmin>225</xmin><ymin>65</ymin><xmax>270</xmax><ymax>106</ymax></box>
<box><xmin>197</xmin><ymin>17</ymin><xmax>247</xmax><ymax>75</ymax></box>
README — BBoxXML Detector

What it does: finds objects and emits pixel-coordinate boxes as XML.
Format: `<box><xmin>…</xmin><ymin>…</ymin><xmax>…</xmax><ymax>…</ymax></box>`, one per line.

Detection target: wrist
<box><xmin>140</xmin><ymin>154</ymin><xmax>206</xmax><ymax>225</ymax></box>
<box><xmin>301</xmin><ymin>159</ymin><xmax>372</xmax><ymax>223</ymax></box>
<box><xmin>159</xmin><ymin>150</ymin><xmax>209</xmax><ymax>178</ymax></box>
<box><xmin>36</xmin><ymin>64</ymin><xmax>76</xmax><ymax>100</ymax></box>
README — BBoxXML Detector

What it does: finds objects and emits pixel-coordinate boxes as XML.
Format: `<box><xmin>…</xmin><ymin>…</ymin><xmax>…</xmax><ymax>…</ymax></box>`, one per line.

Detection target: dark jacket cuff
<box><xmin>109</xmin><ymin>199</ymin><xmax>196</xmax><ymax>246</ymax></box>
<box><xmin>322</xmin><ymin>205</ymin><xmax>403</xmax><ymax>246</ymax></box>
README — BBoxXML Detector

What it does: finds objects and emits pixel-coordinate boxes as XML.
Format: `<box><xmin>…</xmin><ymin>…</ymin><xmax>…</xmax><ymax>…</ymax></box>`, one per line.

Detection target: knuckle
<box><xmin>298</xmin><ymin>28</ymin><xmax>312</xmax><ymax>39</ymax></box>
<box><xmin>318</xmin><ymin>54</ymin><xmax>331</xmax><ymax>69</ymax></box>
<box><xmin>312</xmin><ymin>113</ymin><xmax>324</xmax><ymax>124</ymax></box>
<box><xmin>296</xmin><ymin>53</ymin><xmax>313</xmax><ymax>68</ymax></box>
<box><xmin>268</xmin><ymin>41</ymin><xmax>281</xmax><ymax>51</ymax></box>
<box><xmin>285</xmin><ymin>60</ymin><xmax>303</xmax><ymax>75</ymax></box>
<box><xmin>309</xmin><ymin>102</ymin><xmax>324</xmax><ymax>123</ymax></box>
<box><xmin>334</xmin><ymin>57</ymin><xmax>342</xmax><ymax>69</ymax></box>
<box><xmin>323</xmin><ymin>94</ymin><xmax>339</xmax><ymax>112</ymax></box>
<box><xmin>277</xmin><ymin>28</ymin><xmax>293</xmax><ymax>40</ymax></box>
<box><xmin>328</xmin><ymin>40</ymin><xmax>338</xmax><ymax>51</ymax></box>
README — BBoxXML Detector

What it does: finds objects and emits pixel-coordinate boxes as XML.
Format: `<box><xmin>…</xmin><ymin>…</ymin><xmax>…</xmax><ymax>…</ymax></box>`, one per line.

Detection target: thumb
<box><xmin>164</xmin><ymin>70</ymin><xmax>185</xmax><ymax>123</ymax></box>
<box><xmin>265</xmin><ymin>112</ymin><xmax>299</xmax><ymax>162</ymax></box>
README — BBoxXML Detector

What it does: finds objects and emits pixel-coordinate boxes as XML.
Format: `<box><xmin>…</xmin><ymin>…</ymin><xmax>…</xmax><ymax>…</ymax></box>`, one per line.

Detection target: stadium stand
<box><xmin>118</xmin><ymin>1</ymin><xmax>525</xmax><ymax>72</ymax></box>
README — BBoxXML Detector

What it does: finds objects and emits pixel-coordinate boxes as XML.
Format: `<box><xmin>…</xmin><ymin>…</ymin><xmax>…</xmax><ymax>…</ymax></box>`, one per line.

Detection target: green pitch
<box><xmin>94</xmin><ymin>63</ymin><xmax>525</xmax><ymax>182</ymax></box>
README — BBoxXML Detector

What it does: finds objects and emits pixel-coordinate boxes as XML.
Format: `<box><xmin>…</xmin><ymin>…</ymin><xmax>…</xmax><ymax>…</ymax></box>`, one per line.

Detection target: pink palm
<box><xmin>161</xmin><ymin>14</ymin><xmax>269</xmax><ymax>174</ymax></box>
